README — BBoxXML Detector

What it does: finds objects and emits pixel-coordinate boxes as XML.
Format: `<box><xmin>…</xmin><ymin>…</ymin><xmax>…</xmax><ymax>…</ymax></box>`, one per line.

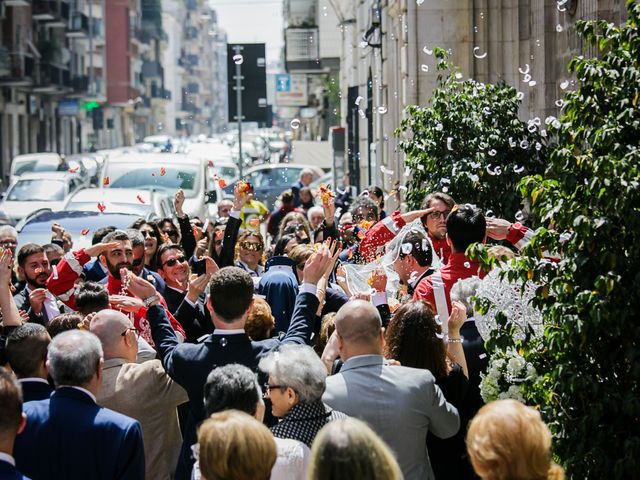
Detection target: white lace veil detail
<box><xmin>342</xmin><ymin>219</ymin><xmax>442</xmax><ymax>296</ymax></box>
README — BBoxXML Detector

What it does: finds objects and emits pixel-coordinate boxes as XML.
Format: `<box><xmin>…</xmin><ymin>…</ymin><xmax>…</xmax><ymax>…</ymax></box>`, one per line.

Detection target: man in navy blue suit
<box><xmin>13</xmin><ymin>330</ymin><xmax>145</xmax><ymax>480</ymax></box>
<box><xmin>5</xmin><ymin>324</ymin><xmax>53</xmax><ymax>402</ymax></box>
<box><xmin>0</xmin><ymin>367</ymin><xmax>30</xmax><ymax>480</ymax></box>
<box><xmin>127</xmin><ymin>245</ymin><xmax>334</xmax><ymax>479</ymax></box>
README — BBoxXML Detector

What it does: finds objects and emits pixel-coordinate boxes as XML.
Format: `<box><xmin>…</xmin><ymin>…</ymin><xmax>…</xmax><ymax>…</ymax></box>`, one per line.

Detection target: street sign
<box><xmin>275</xmin><ymin>73</ymin><xmax>308</xmax><ymax>107</ymax></box>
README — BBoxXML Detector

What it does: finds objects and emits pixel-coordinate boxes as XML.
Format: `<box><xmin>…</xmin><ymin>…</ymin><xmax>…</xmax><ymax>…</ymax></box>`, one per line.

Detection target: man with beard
<box><xmin>47</xmin><ymin>230</ymin><xmax>185</xmax><ymax>346</ymax></box>
<box><xmin>420</xmin><ymin>192</ymin><xmax>455</xmax><ymax>264</ymax></box>
<box><xmin>13</xmin><ymin>244</ymin><xmax>65</xmax><ymax>325</ymax></box>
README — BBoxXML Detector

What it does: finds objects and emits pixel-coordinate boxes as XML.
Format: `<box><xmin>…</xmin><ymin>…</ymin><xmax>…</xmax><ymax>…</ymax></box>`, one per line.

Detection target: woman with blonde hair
<box><xmin>466</xmin><ymin>399</ymin><xmax>565</xmax><ymax>480</ymax></box>
<box><xmin>198</xmin><ymin>409</ymin><xmax>277</xmax><ymax>480</ymax></box>
<box><xmin>308</xmin><ymin>417</ymin><xmax>403</xmax><ymax>480</ymax></box>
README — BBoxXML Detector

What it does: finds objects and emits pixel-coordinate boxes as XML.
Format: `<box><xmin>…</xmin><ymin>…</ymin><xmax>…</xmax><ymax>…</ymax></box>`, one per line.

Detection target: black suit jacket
<box><xmin>147</xmin><ymin>291</ymin><xmax>318</xmax><ymax>479</ymax></box>
<box><xmin>19</xmin><ymin>379</ymin><xmax>53</xmax><ymax>402</ymax></box>
<box><xmin>460</xmin><ymin>319</ymin><xmax>488</xmax><ymax>423</ymax></box>
<box><xmin>173</xmin><ymin>293</ymin><xmax>213</xmax><ymax>343</ymax></box>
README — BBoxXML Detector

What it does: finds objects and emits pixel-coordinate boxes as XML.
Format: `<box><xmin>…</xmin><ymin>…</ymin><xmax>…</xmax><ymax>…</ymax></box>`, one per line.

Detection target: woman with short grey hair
<box><xmin>259</xmin><ymin>344</ymin><xmax>347</xmax><ymax>447</ymax></box>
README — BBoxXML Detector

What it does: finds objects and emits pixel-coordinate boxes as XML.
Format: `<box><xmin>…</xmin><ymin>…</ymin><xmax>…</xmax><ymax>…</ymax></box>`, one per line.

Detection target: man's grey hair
<box><xmin>0</xmin><ymin>225</ymin><xmax>18</xmax><ymax>238</ymax></box>
<box><xmin>47</xmin><ymin>330</ymin><xmax>103</xmax><ymax>387</ymax></box>
<box><xmin>307</xmin><ymin>206</ymin><xmax>324</xmax><ymax>221</ymax></box>
<box><xmin>450</xmin><ymin>277</ymin><xmax>482</xmax><ymax>317</ymax></box>
<box><xmin>126</xmin><ymin>229</ymin><xmax>144</xmax><ymax>249</ymax></box>
<box><xmin>259</xmin><ymin>344</ymin><xmax>327</xmax><ymax>403</ymax></box>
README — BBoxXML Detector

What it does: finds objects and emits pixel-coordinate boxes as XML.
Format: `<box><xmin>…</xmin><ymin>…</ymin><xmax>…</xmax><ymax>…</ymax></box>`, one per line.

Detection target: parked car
<box><xmin>9</xmin><ymin>152</ymin><xmax>88</xmax><ymax>186</ymax></box>
<box><xmin>0</xmin><ymin>172</ymin><xmax>86</xmax><ymax>225</ymax></box>
<box><xmin>101</xmin><ymin>153</ymin><xmax>222</xmax><ymax>219</ymax></box>
<box><xmin>16</xmin><ymin>210</ymin><xmax>147</xmax><ymax>250</ymax></box>
<box><xmin>62</xmin><ymin>188</ymin><xmax>174</xmax><ymax>218</ymax></box>
<box><xmin>223</xmin><ymin>164</ymin><xmax>325</xmax><ymax>209</ymax></box>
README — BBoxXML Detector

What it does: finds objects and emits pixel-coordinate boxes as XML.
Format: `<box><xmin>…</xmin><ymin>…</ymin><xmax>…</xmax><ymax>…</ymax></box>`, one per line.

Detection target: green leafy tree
<box><xmin>396</xmin><ymin>50</ymin><xmax>547</xmax><ymax>220</ymax></box>
<box><xmin>500</xmin><ymin>2</ymin><xmax>640</xmax><ymax>477</ymax></box>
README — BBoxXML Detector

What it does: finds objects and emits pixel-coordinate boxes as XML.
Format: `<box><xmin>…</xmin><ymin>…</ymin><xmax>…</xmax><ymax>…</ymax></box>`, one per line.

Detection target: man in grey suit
<box><xmin>322</xmin><ymin>300</ymin><xmax>460</xmax><ymax>480</ymax></box>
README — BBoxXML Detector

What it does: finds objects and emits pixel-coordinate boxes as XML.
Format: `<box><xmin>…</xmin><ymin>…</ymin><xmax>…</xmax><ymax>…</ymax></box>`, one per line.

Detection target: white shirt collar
<box><xmin>166</xmin><ymin>284</ymin><xmax>186</xmax><ymax>294</ymax></box>
<box><xmin>0</xmin><ymin>452</ymin><xmax>15</xmax><ymax>466</ymax></box>
<box><xmin>18</xmin><ymin>377</ymin><xmax>49</xmax><ymax>385</ymax></box>
<box><xmin>213</xmin><ymin>328</ymin><xmax>245</xmax><ymax>335</ymax></box>
<box><xmin>58</xmin><ymin>385</ymin><xmax>97</xmax><ymax>403</ymax></box>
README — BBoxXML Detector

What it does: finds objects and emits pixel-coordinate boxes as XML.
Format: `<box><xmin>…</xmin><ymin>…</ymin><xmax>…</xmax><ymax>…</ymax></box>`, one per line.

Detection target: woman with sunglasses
<box><xmin>129</xmin><ymin>219</ymin><xmax>165</xmax><ymax>272</ymax></box>
<box><xmin>236</xmin><ymin>231</ymin><xmax>265</xmax><ymax>279</ymax></box>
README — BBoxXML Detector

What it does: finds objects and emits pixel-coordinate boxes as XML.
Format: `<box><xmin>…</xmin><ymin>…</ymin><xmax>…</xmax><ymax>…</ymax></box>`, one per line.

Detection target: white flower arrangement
<box><xmin>479</xmin><ymin>347</ymin><xmax>538</xmax><ymax>403</ymax></box>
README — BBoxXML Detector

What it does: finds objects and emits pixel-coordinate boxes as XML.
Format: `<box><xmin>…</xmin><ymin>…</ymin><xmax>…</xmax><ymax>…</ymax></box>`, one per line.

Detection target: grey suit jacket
<box><xmin>323</xmin><ymin>355</ymin><xmax>459</xmax><ymax>480</ymax></box>
<box><xmin>97</xmin><ymin>358</ymin><xmax>189</xmax><ymax>480</ymax></box>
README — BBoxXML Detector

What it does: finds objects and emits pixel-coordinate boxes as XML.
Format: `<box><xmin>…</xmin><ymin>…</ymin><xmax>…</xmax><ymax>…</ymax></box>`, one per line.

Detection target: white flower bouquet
<box><xmin>479</xmin><ymin>347</ymin><xmax>538</xmax><ymax>403</ymax></box>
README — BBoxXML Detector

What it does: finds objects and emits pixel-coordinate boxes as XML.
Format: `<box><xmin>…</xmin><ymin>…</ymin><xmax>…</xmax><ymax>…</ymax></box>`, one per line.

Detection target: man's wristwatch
<box><xmin>142</xmin><ymin>295</ymin><xmax>160</xmax><ymax>308</ymax></box>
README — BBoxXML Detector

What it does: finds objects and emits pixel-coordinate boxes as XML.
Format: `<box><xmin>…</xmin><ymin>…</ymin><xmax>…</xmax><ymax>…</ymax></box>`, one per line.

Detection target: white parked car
<box><xmin>0</xmin><ymin>172</ymin><xmax>85</xmax><ymax>224</ymax></box>
<box><xmin>101</xmin><ymin>153</ymin><xmax>223</xmax><ymax>219</ymax></box>
<box><xmin>9</xmin><ymin>152</ymin><xmax>89</xmax><ymax>185</ymax></box>
<box><xmin>62</xmin><ymin>188</ymin><xmax>174</xmax><ymax>218</ymax></box>
<box><xmin>186</xmin><ymin>143</ymin><xmax>240</xmax><ymax>182</ymax></box>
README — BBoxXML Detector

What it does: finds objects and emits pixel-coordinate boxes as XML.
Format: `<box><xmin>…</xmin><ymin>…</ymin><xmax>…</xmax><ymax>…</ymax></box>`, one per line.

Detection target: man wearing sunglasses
<box><xmin>157</xmin><ymin>243</ymin><xmax>219</xmax><ymax>342</ymax></box>
<box><xmin>47</xmin><ymin>230</ymin><xmax>186</xmax><ymax>346</ymax></box>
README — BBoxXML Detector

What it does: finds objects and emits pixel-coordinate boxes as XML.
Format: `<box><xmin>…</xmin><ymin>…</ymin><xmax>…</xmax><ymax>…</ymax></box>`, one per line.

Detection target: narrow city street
<box><xmin>0</xmin><ymin>1</ymin><xmax>638</xmax><ymax>480</ymax></box>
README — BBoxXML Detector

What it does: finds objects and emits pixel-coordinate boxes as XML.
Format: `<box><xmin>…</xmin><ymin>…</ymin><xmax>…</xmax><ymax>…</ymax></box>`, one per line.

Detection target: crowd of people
<box><xmin>0</xmin><ymin>169</ymin><xmax>565</xmax><ymax>480</ymax></box>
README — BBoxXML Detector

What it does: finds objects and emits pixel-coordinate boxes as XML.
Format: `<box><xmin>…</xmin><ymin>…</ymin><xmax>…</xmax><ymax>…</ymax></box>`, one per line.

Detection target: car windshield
<box><xmin>65</xmin><ymin>202</ymin><xmax>152</xmax><ymax>215</ymax></box>
<box><xmin>104</xmin><ymin>164</ymin><xmax>200</xmax><ymax>197</ymax></box>
<box><xmin>8</xmin><ymin>179</ymin><xmax>66</xmax><ymax>201</ymax></box>
<box><xmin>12</xmin><ymin>158</ymin><xmax>59</xmax><ymax>176</ymax></box>
<box><xmin>210</xmin><ymin>166</ymin><xmax>238</xmax><ymax>181</ymax></box>
<box><xmin>247</xmin><ymin>167</ymin><xmax>302</xmax><ymax>188</ymax></box>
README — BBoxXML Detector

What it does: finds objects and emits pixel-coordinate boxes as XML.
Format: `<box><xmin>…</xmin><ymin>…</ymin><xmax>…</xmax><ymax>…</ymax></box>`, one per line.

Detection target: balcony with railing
<box><xmin>67</xmin><ymin>11</ymin><xmax>90</xmax><ymax>38</ymax></box>
<box><xmin>33</xmin><ymin>0</ymin><xmax>71</xmax><ymax>26</ymax></box>
<box><xmin>71</xmin><ymin>74</ymin><xmax>89</xmax><ymax>92</ymax></box>
<box><xmin>0</xmin><ymin>51</ymin><xmax>35</xmax><ymax>87</ymax></box>
<box><xmin>33</xmin><ymin>62</ymin><xmax>71</xmax><ymax>92</ymax></box>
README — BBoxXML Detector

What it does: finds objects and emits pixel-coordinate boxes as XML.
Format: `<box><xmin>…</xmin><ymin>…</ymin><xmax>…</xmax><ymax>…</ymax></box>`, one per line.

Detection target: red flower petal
<box><xmin>136</xmin><ymin>195</ymin><xmax>145</xmax><ymax>204</ymax></box>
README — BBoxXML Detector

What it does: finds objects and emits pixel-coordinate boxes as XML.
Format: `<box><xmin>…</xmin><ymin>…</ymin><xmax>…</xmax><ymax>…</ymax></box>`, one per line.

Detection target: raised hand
<box><xmin>447</xmin><ymin>300</ymin><xmax>467</xmax><ymax>337</ymax></box>
<box><xmin>186</xmin><ymin>273</ymin><xmax>212</xmax><ymax>303</ymax></box>
<box><xmin>109</xmin><ymin>295</ymin><xmax>144</xmax><ymax>313</ymax></box>
<box><xmin>485</xmin><ymin>217</ymin><xmax>513</xmax><ymax>241</ymax></box>
<box><xmin>369</xmin><ymin>267</ymin><xmax>387</xmax><ymax>293</ymax></box>
<box><xmin>302</xmin><ymin>245</ymin><xmax>333</xmax><ymax>285</ymax></box>
<box><xmin>85</xmin><ymin>241</ymin><xmax>122</xmax><ymax>259</ymax></box>
<box><xmin>51</xmin><ymin>222</ymin><xmax>65</xmax><ymax>240</ymax></box>
<box><xmin>28</xmin><ymin>288</ymin><xmax>47</xmax><ymax>315</ymax></box>
<box><xmin>121</xmin><ymin>268</ymin><xmax>157</xmax><ymax>300</ymax></box>
<box><xmin>175</xmin><ymin>189</ymin><xmax>186</xmax><ymax>217</ymax></box>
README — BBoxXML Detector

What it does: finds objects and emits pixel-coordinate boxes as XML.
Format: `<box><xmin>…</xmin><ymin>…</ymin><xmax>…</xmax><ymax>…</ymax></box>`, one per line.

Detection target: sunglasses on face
<box><xmin>141</xmin><ymin>230</ymin><xmax>158</xmax><ymax>239</ymax></box>
<box><xmin>163</xmin><ymin>255</ymin><xmax>186</xmax><ymax>267</ymax></box>
<box><xmin>163</xmin><ymin>229</ymin><xmax>178</xmax><ymax>237</ymax></box>
<box><xmin>427</xmin><ymin>210</ymin><xmax>451</xmax><ymax>220</ymax></box>
<box><xmin>240</xmin><ymin>241</ymin><xmax>263</xmax><ymax>252</ymax></box>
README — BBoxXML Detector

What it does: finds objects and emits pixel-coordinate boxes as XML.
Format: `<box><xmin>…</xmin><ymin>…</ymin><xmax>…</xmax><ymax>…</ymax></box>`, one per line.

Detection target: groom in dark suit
<box><xmin>13</xmin><ymin>330</ymin><xmax>145</xmax><ymax>480</ymax></box>
<box><xmin>128</xmin><ymin>245</ymin><xmax>333</xmax><ymax>479</ymax></box>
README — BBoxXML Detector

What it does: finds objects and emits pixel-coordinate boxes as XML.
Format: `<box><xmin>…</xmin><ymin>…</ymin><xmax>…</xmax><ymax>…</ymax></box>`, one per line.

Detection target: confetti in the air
<box><xmin>249</xmin><ymin>218</ymin><xmax>260</xmax><ymax>228</ymax></box>
<box><xmin>136</xmin><ymin>195</ymin><xmax>145</xmax><ymax>204</ymax></box>
<box><xmin>218</xmin><ymin>178</ymin><xmax>227</xmax><ymax>188</ymax></box>
<box><xmin>97</xmin><ymin>202</ymin><xmax>106</xmax><ymax>212</ymax></box>
<box><xmin>68</xmin><ymin>167</ymin><xmax>79</xmax><ymax>173</ymax></box>
<box><xmin>81</xmin><ymin>228</ymin><xmax>90</xmax><ymax>236</ymax></box>
<box><xmin>102</xmin><ymin>176</ymin><xmax>110</xmax><ymax>185</ymax></box>
<box><xmin>160</xmin><ymin>167</ymin><xmax>166</xmax><ymax>176</ymax></box>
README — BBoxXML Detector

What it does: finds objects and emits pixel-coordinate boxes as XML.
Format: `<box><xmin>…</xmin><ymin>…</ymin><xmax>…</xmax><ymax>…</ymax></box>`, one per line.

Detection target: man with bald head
<box><xmin>91</xmin><ymin>310</ymin><xmax>188</xmax><ymax>480</ymax></box>
<box><xmin>322</xmin><ymin>300</ymin><xmax>460</xmax><ymax>480</ymax></box>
